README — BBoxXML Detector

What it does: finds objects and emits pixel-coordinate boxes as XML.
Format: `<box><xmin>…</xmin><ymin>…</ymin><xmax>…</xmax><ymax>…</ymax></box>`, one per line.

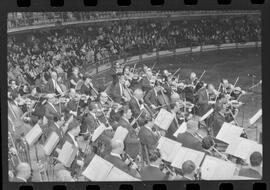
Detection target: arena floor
<box><xmin>95</xmin><ymin>47</ymin><xmax>262</xmax><ymax>141</ymax></box>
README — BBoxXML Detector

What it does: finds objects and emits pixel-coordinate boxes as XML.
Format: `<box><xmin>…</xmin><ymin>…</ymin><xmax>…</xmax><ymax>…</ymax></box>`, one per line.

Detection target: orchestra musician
<box><xmin>141</xmin><ymin>67</ymin><xmax>153</xmax><ymax>92</ymax></box>
<box><xmin>118</xmin><ymin>105</ymin><xmax>141</xmax><ymax>160</ymax></box>
<box><xmin>197</xmin><ymin>83</ymin><xmax>216</xmax><ymax>117</ymax></box>
<box><xmin>166</xmin><ymin>102</ymin><xmax>182</xmax><ymax>140</ymax></box>
<box><xmin>63</xmin><ymin>88</ymin><xmax>79</xmax><ymax>119</ymax></box>
<box><xmin>11</xmin><ymin>162</ymin><xmax>32</xmax><ymax>182</ymax></box>
<box><xmin>138</xmin><ymin>117</ymin><xmax>160</xmax><ymax>154</ymax></box>
<box><xmin>144</xmin><ymin>81</ymin><xmax>162</xmax><ymax>112</ymax></box>
<box><xmin>110</xmin><ymin>74</ymin><xmax>129</xmax><ymax>104</ymax></box>
<box><xmin>176</xmin><ymin>121</ymin><xmax>205</xmax><ymax>152</ymax></box>
<box><xmin>59</xmin><ymin>119</ymin><xmax>83</xmax><ymax>177</ymax></box>
<box><xmin>238</xmin><ymin>151</ymin><xmax>262</xmax><ymax>179</ymax></box>
<box><xmin>104</xmin><ymin>139</ymin><xmax>141</xmax><ymax>179</ymax></box>
<box><xmin>44</xmin><ymin>94</ymin><xmax>62</xmax><ymax>123</ymax></box>
<box><xmin>178</xmin><ymin>160</ymin><xmax>196</xmax><ymax>180</ymax></box>
<box><xmin>80</xmin><ymin>102</ymin><xmax>100</xmax><ymax>136</ymax></box>
<box><xmin>129</xmin><ymin>88</ymin><xmax>146</xmax><ymax>118</ymax></box>
<box><xmin>69</xmin><ymin>67</ymin><xmax>80</xmax><ymax>89</ymax></box>
<box><xmin>140</xmin><ymin>149</ymin><xmax>170</xmax><ymax>181</ymax></box>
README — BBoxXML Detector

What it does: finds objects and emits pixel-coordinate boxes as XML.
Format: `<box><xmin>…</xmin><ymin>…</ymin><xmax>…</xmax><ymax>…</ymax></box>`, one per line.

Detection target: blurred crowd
<box><xmin>8</xmin><ymin>15</ymin><xmax>260</xmax><ymax>86</ymax></box>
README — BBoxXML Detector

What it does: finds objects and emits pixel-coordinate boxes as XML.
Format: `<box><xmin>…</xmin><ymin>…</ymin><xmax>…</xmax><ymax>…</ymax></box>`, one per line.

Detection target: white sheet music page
<box><xmin>216</xmin><ymin>122</ymin><xmax>243</xmax><ymax>144</ymax></box>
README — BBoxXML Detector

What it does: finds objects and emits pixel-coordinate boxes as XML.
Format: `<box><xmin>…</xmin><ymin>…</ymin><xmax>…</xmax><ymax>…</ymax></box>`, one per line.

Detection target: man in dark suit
<box><xmin>118</xmin><ymin>106</ymin><xmax>141</xmax><ymax>160</ymax></box>
<box><xmin>144</xmin><ymin>82</ymin><xmax>162</xmax><ymax>111</ymax></box>
<box><xmin>110</xmin><ymin>74</ymin><xmax>128</xmax><ymax>103</ymax></box>
<box><xmin>140</xmin><ymin>67</ymin><xmax>152</xmax><ymax>92</ymax></box>
<box><xmin>138</xmin><ymin>118</ymin><xmax>159</xmax><ymax>152</ymax></box>
<box><xmin>63</xmin><ymin>88</ymin><xmax>78</xmax><ymax>120</ymax></box>
<box><xmin>166</xmin><ymin>102</ymin><xmax>181</xmax><ymax>140</ymax></box>
<box><xmin>80</xmin><ymin>102</ymin><xmax>100</xmax><ymax>136</ymax></box>
<box><xmin>12</xmin><ymin>162</ymin><xmax>31</xmax><ymax>182</ymax></box>
<box><xmin>104</xmin><ymin>139</ymin><xmax>140</xmax><ymax>179</ymax></box>
<box><xmin>197</xmin><ymin>84</ymin><xmax>216</xmax><ymax>116</ymax></box>
<box><xmin>238</xmin><ymin>151</ymin><xmax>262</xmax><ymax>179</ymax></box>
<box><xmin>58</xmin><ymin>119</ymin><xmax>84</xmax><ymax>177</ymax></box>
<box><xmin>44</xmin><ymin>94</ymin><xmax>62</xmax><ymax>123</ymax></box>
<box><xmin>209</xmin><ymin>103</ymin><xmax>226</xmax><ymax>137</ymax></box>
<box><xmin>129</xmin><ymin>88</ymin><xmax>145</xmax><ymax>118</ymax></box>
<box><xmin>140</xmin><ymin>149</ymin><xmax>169</xmax><ymax>180</ymax></box>
<box><xmin>44</xmin><ymin>71</ymin><xmax>63</xmax><ymax>95</ymax></box>
<box><xmin>176</xmin><ymin>121</ymin><xmax>205</xmax><ymax>152</ymax></box>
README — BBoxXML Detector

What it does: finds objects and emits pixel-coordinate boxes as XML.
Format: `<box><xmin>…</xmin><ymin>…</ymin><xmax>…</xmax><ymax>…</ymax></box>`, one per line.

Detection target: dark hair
<box><xmin>202</xmin><ymin>136</ymin><xmax>214</xmax><ymax>150</ymax></box>
<box><xmin>182</xmin><ymin>160</ymin><xmax>196</xmax><ymax>175</ymax></box>
<box><xmin>250</xmin><ymin>151</ymin><xmax>262</xmax><ymax>167</ymax></box>
<box><xmin>149</xmin><ymin>149</ymin><xmax>161</xmax><ymax>162</ymax></box>
<box><xmin>170</xmin><ymin>102</ymin><xmax>177</xmax><ymax>110</ymax></box>
<box><xmin>118</xmin><ymin>105</ymin><xmax>130</xmax><ymax>117</ymax></box>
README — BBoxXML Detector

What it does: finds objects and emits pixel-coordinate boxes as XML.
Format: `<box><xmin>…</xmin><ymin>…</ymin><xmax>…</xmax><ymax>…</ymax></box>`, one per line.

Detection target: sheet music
<box><xmin>25</xmin><ymin>123</ymin><xmax>43</xmax><ymax>146</ymax></box>
<box><xmin>154</xmin><ymin>108</ymin><xmax>175</xmax><ymax>130</ymax></box>
<box><xmin>43</xmin><ymin>131</ymin><xmax>60</xmax><ymax>155</ymax></box>
<box><xmin>171</xmin><ymin>147</ymin><xmax>205</xmax><ymax>169</ymax></box>
<box><xmin>173</xmin><ymin>122</ymin><xmax>187</xmax><ymax>137</ymax></box>
<box><xmin>216</xmin><ymin>122</ymin><xmax>243</xmax><ymax>144</ymax></box>
<box><xmin>157</xmin><ymin>136</ymin><xmax>182</xmax><ymax>162</ymax></box>
<box><xmin>57</xmin><ymin>141</ymin><xmax>78</xmax><ymax>167</ymax></box>
<box><xmin>201</xmin><ymin>156</ymin><xmax>236</xmax><ymax>180</ymax></box>
<box><xmin>82</xmin><ymin>155</ymin><xmax>113</xmax><ymax>181</ymax></box>
<box><xmin>106</xmin><ymin>166</ymin><xmax>140</xmax><ymax>181</ymax></box>
<box><xmin>226</xmin><ymin>137</ymin><xmax>262</xmax><ymax>161</ymax></box>
<box><xmin>91</xmin><ymin>123</ymin><xmax>107</xmax><ymax>142</ymax></box>
<box><xmin>113</xmin><ymin>126</ymin><xmax>129</xmax><ymax>142</ymax></box>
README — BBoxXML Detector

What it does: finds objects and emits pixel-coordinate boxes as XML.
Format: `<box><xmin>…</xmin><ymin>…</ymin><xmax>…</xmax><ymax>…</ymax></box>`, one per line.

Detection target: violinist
<box><xmin>80</xmin><ymin>76</ymin><xmax>96</xmax><ymax>98</ymax></box>
<box><xmin>220</xmin><ymin>79</ymin><xmax>233</xmax><ymax>94</ymax></box>
<box><xmin>138</xmin><ymin>117</ymin><xmax>159</xmax><ymax>154</ymax></box>
<box><xmin>104</xmin><ymin>139</ymin><xmax>140</xmax><ymax>179</ymax></box>
<box><xmin>80</xmin><ymin>102</ymin><xmax>100</xmax><ymax>136</ymax></box>
<box><xmin>197</xmin><ymin>84</ymin><xmax>216</xmax><ymax>117</ymax></box>
<box><xmin>144</xmin><ymin>81</ymin><xmax>162</xmax><ymax>112</ymax></box>
<box><xmin>166</xmin><ymin>102</ymin><xmax>182</xmax><ymax>140</ymax></box>
<box><xmin>44</xmin><ymin>116</ymin><xmax>65</xmax><ymax>139</ymax></box>
<box><xmin>129</xmin><ymin>88</ymin><xmax>146</xmax><ymax>118</ymax></box>
<box><xmin>118</xmin><ymin>105</ymin><xmax>141</xmax><ymax>160</ymax></box>
<box><xmin>141</xmin><ymin>67</ymin><xmax>153</xmax><ymax>92</ymax></box>
<box><xmin>44</xmin><ymin>94</ymin><xmax>62</xmax><ymax>123</ymax></box>
<box><xmin>189</xmin><ymin>72</ymin><xmax>198</xmax><ymax>86</ymax></box>
<box><xmin>140</xmin><ymin>149</ymin><xmax>169</xmax><ymax>181</ymax></box>
<box><xmin>110</xmin><ymin>74</ymin><xmax>129</xmax><ymax>104</ymax></box>
<box><xmin>63</xmin><ymin>88</ymin><xmax>79</xmax><ymax>119</ymax></box>
<box><xmin>208</xmin><ymin>101</ymin><xmax>226</xmax><ymax>137</ymax></box>
<box><xmin>59</xmin><ymin>119</ymin><xmax>84</xmax><ymax>177</ymax></box>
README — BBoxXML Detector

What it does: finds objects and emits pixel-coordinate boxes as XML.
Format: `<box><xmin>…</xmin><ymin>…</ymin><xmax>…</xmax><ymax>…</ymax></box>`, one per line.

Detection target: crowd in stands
<box><xmin>8</xmin><ymin>15</ymin><xmax>260</xmax><ymax>86</ymax></box>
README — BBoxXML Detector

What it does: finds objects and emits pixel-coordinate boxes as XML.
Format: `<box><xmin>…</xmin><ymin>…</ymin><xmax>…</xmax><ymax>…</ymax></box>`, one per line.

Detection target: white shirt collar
<box><xmin>150</xmin><ymin>163</ymin><xmax>160</xmax><ymax>169</ymax></box>
<box><xmin>110</xmin><ymin>152</ymin><xmax>122</xmax><ymax>159</ymax></box>
<box><xmin>16</xmin><ymin>176</ymin><xmax>27</xmax><ymax>182</ymax></box>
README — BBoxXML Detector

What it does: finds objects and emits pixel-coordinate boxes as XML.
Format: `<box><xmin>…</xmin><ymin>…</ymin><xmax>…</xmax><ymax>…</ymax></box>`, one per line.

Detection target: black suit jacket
<box><xmin>129</xmin><ymin>97</ymin><xmax>142</xmax><ymax>118</ymax></box>
<box><xmin>144</xmin><ymin>89</ymin><xmax>160</xmax><ymax>107</ymax></box>
<box><xmin>118</xmin><ymin>118</ymin><xmax>141</xmax><ymax>159</ymax></box>
<box><xmin>197</xmin><ymin>88</ymin><xmax>211</xmax><ymax>116</ymax></box>
<box><xmin>176</xmin><ymin>132</ymin><xmax>204</xmax><ymax>152</ymax></box>
<box><xmin>238</xmin><ymin>168</ymin><xmax>262</xmax><ymax>179</ymax></box>
<box><xmin>140</xmin><ymin>165</ymin><xmax>168</xmax><ymax>181</ymax></box>
<box><xmin>138</xmin><ymin>126</ymin><xmax>159</xmax><ymax>151</ymax></box>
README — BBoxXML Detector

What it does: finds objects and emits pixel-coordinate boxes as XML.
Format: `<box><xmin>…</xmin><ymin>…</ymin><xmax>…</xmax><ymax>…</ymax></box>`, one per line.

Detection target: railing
<box><xmin>7</xmin><ymin>11</ymin><xmax>259</xmax><ymax>33</ymax></box>
<box><xmin>90</xmin><ymin>41</ymin><xmax>261</xmax><ymax>88</ymax></box>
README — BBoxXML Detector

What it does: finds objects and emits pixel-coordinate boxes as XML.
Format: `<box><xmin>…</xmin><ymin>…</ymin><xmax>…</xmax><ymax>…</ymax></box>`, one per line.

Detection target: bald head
<box><xmin>134</xmin><ymin>88</ymin><xmax>144</xmax><ymax>100</ymax></box>
<box><xmin>16</xmin><ymin>162</ymin><xmax>31</xmax><ymax>180</ymax></box>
